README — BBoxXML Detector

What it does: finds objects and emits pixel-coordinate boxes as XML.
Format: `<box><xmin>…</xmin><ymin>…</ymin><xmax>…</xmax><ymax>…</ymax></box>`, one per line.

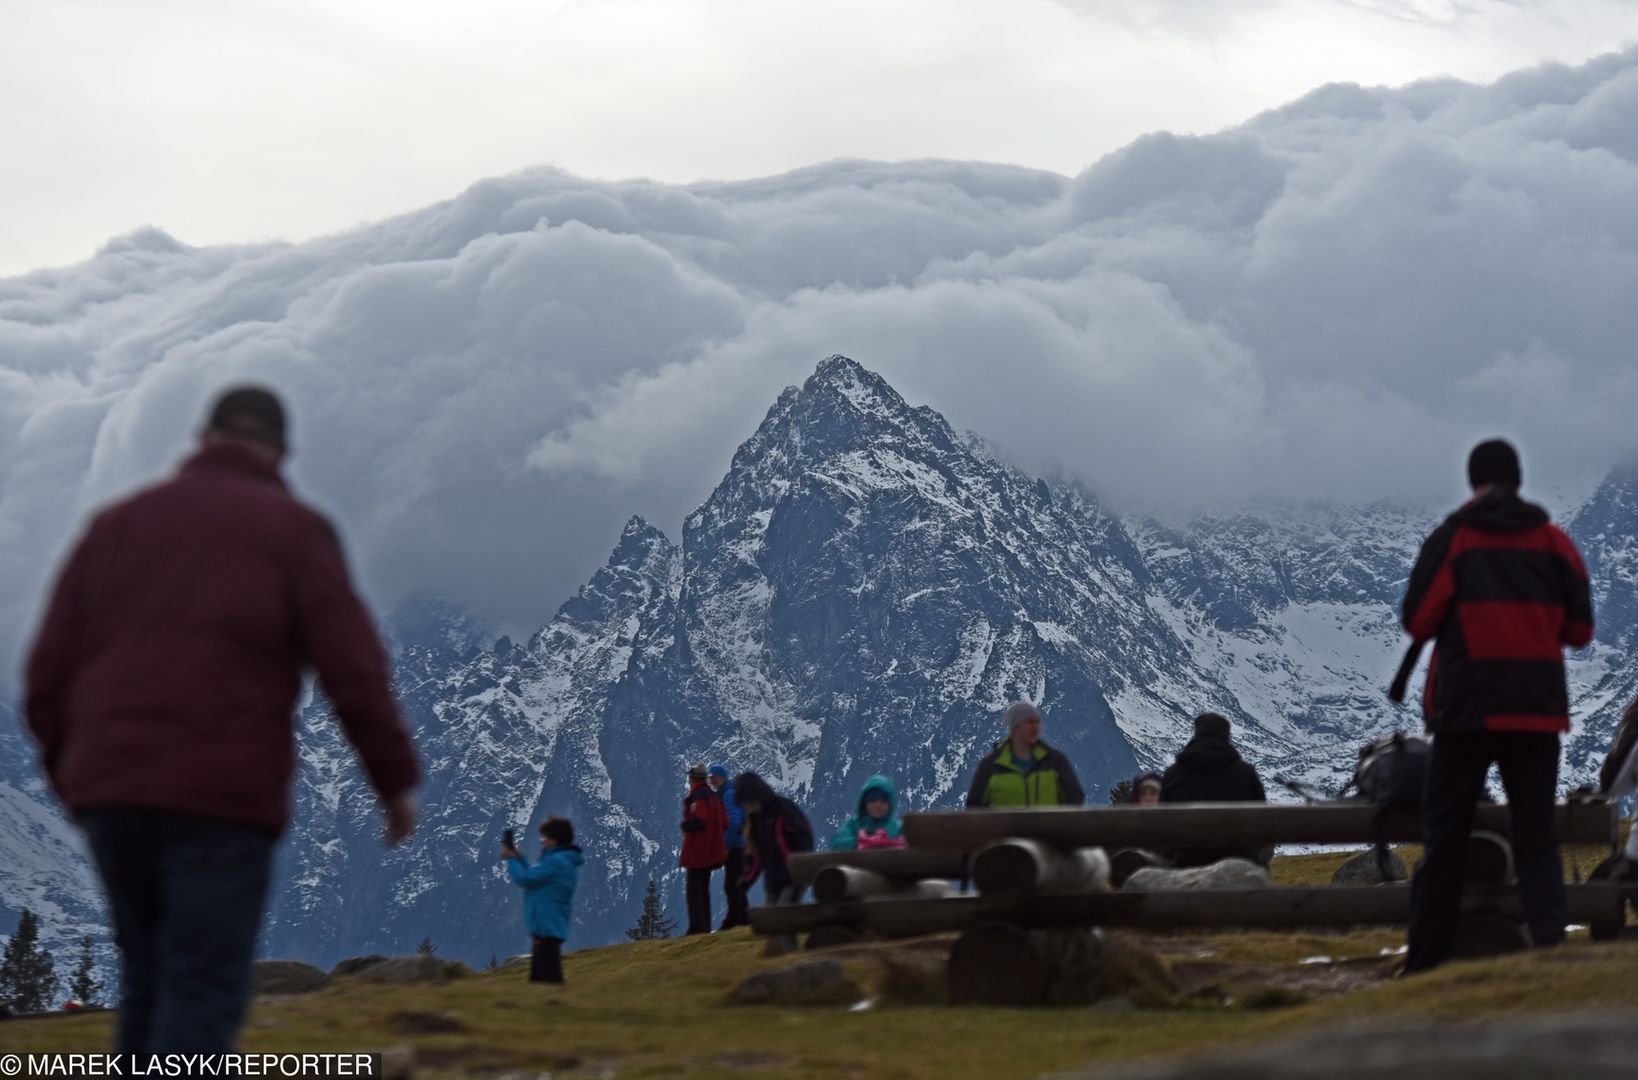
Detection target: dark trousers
<box><xmin>79</xmin><ymin>808</ymin><xmax>275</xmax><ymax>1054</ymax></box>
<box><xmin>685</xmin><ymin>867</ymin><xmax>714</xmax><ymax>935</ymax></box>
<box><xmin>529</xmin><ymin>936</ymin><xmax>563</xmax><ymax>984</ymax></box>
<box><xmin>720</xmin><ymin>848</ymin><xmax>748</xmax><ymax>929</ymax></box>
<box><xmin>1406</xmin><ymin>731</ymin><xmax>1565</xmax><ymax>973</ymax></box>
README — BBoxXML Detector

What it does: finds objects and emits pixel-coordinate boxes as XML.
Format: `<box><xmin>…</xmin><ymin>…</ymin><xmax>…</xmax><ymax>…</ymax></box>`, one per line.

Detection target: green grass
<box><xmin>6</xmin><ymin>843</ymin><xmax>1633</xmax><ymax>1079</ymax></box>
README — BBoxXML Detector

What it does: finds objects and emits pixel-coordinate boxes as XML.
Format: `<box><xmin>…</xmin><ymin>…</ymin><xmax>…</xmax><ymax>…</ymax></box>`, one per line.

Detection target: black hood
<box><xmin>1449</xmin><ymin>491</ymin><xmax>1549</xmax><ymax>534</ymax></box>
<box><xmin>732</xmin><ymin>771</ymin><xmax>777</xmax><ymax>806</ymax></box>
<box><xmin>1173</xmin><ymin>733</ymin><xmax>1244</xmax><ymax>772</ymax></box>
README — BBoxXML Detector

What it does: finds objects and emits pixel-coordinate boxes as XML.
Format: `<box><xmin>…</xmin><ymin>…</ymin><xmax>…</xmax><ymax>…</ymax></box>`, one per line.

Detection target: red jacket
<box><xmin>679</xmin><ymin>781</ymin><xmax>727</xmax><ymax>869</ymax></box>
<box><xmin>24</xmin><ymin>443</ymin><xmax>420</xmax><ymax>834</ymax></box>
<box><xmin>1402</xmin><ymin>492</ymin><xmax>1593</xmax><ymax>734</ymax></box>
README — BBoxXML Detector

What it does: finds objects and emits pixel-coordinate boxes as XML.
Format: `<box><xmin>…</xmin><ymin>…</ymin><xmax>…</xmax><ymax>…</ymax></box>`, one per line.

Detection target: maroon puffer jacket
<box><xmin>24</xmin><ymin>442</ymin><xmax>419</xmax><ymax>834</ymax></box>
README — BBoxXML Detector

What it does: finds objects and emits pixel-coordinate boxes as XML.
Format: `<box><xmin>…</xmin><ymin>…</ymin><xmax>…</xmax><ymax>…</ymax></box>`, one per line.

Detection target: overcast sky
<box><xmin>6</xmin><ymin>1</ymin><xmax>1638</xmax><ymax>688</ymax></box>
<box><xmin>5</xmin><ymin>0</ymin><xmax>1638</xmax><ymax>276</ymax></box>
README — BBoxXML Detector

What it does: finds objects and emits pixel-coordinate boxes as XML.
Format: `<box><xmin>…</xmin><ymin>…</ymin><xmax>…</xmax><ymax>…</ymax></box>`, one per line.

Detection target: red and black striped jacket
<box><xmin>1401</xmin><ymin>492</ymin><xmax>1593</xmax><ymax>734</ymax></box>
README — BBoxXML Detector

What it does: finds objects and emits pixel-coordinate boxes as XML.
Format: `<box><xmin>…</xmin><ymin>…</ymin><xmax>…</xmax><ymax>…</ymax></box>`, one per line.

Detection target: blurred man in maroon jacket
<box><xmin>25</xmin><ymin>387</ymin><xmax>420</xmax><ymax>1053</ymax></box>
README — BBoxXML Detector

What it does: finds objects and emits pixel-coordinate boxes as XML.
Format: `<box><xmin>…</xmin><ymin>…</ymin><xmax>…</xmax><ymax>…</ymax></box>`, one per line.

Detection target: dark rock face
<box><xmin>728</xmin><ymin>959</ymin><xmax>863</xmax><ymax>1006</ymax></box>
<box><xmin>1331</xmin><ymin>850</ymin><xmax>1409</xmax><ymax>885</ymax></box>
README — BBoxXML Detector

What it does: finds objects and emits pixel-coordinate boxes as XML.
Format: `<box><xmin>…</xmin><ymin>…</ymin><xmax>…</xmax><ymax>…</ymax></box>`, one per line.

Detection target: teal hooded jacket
<box><xmin>506</xmin><ymin>845</ymin><xmax>585</xmax><ymax>941</ymax></box>
<box><xmin>827</xmin><ymin>774</ymin><xmax>904</xmax><ymax>850</ymax></box>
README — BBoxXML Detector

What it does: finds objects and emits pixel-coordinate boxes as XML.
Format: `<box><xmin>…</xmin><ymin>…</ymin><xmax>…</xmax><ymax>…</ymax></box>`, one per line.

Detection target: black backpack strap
<box><xmin>1387</xmin><ymin>639</ymin><xmax>1426</xmax><ymax>704</ymax></box>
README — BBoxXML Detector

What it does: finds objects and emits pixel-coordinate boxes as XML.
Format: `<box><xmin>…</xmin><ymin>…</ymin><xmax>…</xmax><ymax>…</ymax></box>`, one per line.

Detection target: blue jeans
<box><xmin>80</xmin><ymin>809</ymin><xmax>276</xmax><ymax>1054</ymax></box>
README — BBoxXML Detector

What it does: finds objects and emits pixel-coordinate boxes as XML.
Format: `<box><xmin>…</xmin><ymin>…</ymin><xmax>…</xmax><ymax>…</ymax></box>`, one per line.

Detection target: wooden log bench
<box><xmin>901</xmin><ymin>800</ymin><xmax>1619</xmax><ymax>850</ymax></box>
<box><xmin>749</xmin><ymin>882</ymin><xmax>1629</xmax><ymax>937</ymax></box>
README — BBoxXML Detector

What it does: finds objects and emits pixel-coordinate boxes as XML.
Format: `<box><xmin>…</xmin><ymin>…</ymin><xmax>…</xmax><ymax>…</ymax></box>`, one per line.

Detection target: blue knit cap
<box><xmin>708</xmin><ymin>764</ymin><xmax>729</xmax><ymax>779</ymax></box>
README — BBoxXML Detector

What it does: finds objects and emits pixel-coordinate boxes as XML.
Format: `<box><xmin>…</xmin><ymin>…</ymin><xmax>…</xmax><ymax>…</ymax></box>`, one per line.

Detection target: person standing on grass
<box><xmin>503</xmin><ymin>817</ymin><xmax>584</xmax><ymax>984</ymax></box>
<box><xmin>964</xmin><ymin>701</ymin><xmax>1086</xmax><ymax>808</ymax></box>
<box><xmin>1160</xmin><ymin>713</ymin><xmax>1268</xmax><ymax>867</ymax></box>
<box><xmin>1397</xmin><ymin>439</ymin><xmax>1593</xmax><ymax>974</ymax></box>
<box><xmin>709</xmin><ymin>765</ymin><xmax>750</xmax><ymax>929</ymax></box>
<box><xmin>24</xmin><ymin>386</ymin><xmax>419</xmax><ymax>1054</ymax></box>
<box><xmin>680</xmin><ymin>763</ymin><xmax>727</xmax><ymax>934</ymax></box>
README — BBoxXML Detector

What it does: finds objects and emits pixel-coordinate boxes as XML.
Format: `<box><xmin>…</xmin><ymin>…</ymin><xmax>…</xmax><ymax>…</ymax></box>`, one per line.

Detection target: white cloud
<box><xmin>5</xmin><ymin>48</ymin><xmax>1638</xmax><ymax>691</ymax></box>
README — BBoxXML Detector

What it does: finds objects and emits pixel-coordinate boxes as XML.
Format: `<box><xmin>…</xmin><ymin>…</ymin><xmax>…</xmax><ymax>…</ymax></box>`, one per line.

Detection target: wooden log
<box><xmin>813</xmin><ymin>866</ymin><xmax>896</xmax><ymax>904</ymax></box>
<box><xmin>787</xmin><ymin>849</ymin><xmax>968</xmax><ymax>889</ymax></box>
<box><xmin>1465</xmin><ymin>830</ymin><xmax>1515</xmax><ymax>886</ymax></box>
<box><xmin>812</xmin><ymin>865</ymin><xmax>962</xmax><ymax>903</ymax></box>
<box><xmin>902</xmin><ymin>800</ymin><xmax>1617</xmax><ymax>851</ymax></box>
<box><xmin>1110</xmin><ymin>848</ymin><xmax>1170</xmax><ymax>888</ymax></box>
<box><xmin>971</xmin><ymin>838</ymin><xmax>1110</xmax><ymax>896</ymax></box>
<box><xmin>747</xmin><ymin>882</ymin><xmax>1626</xmax><ymax>937</ymax></box>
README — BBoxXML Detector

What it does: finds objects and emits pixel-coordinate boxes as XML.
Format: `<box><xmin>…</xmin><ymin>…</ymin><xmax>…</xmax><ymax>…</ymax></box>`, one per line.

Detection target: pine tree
<box><xmin>416</xmin><ymin>937</ymin><xmax>435</xmax><ymax>955</ymax></box>
<box><xmin>68</xmin><ymin>936</ymin><xmax>101</xmax><ymax>1006</ymax></box>
<box><xmin>625</xmin><ymin>879</ymin><xmax>677</xmax><ymax>940</ymax></box>
<box><xmin>0</xmin><ymin>910</ymin><xmax>59</xmax><ymax>1013</ymax></box>
<box><xmin>1108</xmin><ymin>779</ymin><xmax>1134</xmax><ymax>806</ymax></box>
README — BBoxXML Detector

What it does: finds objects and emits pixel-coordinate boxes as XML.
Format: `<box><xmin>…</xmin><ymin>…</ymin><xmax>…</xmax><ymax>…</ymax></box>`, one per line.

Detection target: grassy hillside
<box><xmin>6</xmin><ymin>844</ymin><xmax>1634</xmax><ymax>1079</ymax></box>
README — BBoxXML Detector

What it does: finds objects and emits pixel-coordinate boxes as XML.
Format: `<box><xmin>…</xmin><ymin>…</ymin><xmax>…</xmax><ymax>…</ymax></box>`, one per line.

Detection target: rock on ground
<box><xmin>252</xmin><ymin>960</ymin><xmax>329</xmax><ymax>995</ymax></box>
<box><xmin>330</xmin><ymin>955</ymin><xmax>388</xmax><ymax>978</ymax></box>
<box><xmin>1331</xmin><ymin>849</ymin><xmax>1409</xmax><ymax>885</ymax></box>
<box><xmin>1058</xmin><ymin>1010</ymin><xmax>1638</xmax><ymax>1078</ymax></box>
<box><xmin>356</xmin><ymin>955</ymin><xmax>475</xmax><ymax>985</ymax></box>
<box><xmin>728</xmin><ymin>960</ymin><xmax>864</xmax><ymax>1006</ymax></box>
<box><xmin>1122</xmin><ymin>859</ymin><xmax>1275</xmax><ymax>892</ymax></box>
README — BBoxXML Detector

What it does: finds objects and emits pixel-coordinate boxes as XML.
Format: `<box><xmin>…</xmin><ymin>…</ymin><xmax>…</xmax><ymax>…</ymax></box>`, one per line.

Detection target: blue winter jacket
<box><xmin>720</xmin><ymin>781</ymin><xmax>745</xmax><ymax>849</ymax></box>
<box><xmin>506</xmin><ymin>845</ymin><xmax>585</xmax><ymax>941</ymax></box>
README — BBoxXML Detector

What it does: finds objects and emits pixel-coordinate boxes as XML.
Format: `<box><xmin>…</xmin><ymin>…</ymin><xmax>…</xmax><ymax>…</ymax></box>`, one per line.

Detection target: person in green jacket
<box><xmin>828</xmin><ymin>774</ymin><xmax>906</xmax><ymax>850</ymax></box>
<box><xmin>964</xmin><ymin>701</ymin><xmax>1086</xmax><ymax>808</ymax></box>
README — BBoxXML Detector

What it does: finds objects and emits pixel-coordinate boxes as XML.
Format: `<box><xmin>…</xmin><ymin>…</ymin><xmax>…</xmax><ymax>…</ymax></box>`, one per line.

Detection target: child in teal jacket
<box><xmin>827</xmin><ymin>774</ymin><xmax>905</xmax><ymax>851</ymax></box>
<box><xmin>503</xmin><ymin>817</ymin><xmax>584</xmax><ymax>983</ymax></box>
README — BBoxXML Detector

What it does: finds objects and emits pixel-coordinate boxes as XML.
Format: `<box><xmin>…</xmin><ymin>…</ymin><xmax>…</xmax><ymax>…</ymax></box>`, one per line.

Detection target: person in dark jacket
<box><xmin>964</xmin><ymin>702</ymin><xmax>1086</xmax><ymax>808</ymax></box>
<box><xmin>733</xmin><ymin>772</ymin><xmax>814</xmax><ymax>903</ymax></box>
<box><xmin>1130</xmin><ymin>772</ymin><xmax>1164</xmax><ymax>806</ymax></box>
<box><xmin>1161</xmin><ymin>713</ymin><xmax>1267</xmax><ymax>867</ymax></box>
<box><xmin>708</xmin><ymin>765</ymin><xmax>749</xmax><ymax>930</ymax></box>
<box><xmin>23</xmin><ymin>387</ymin><xmax>420</xmax><ymax>1054</ymax></box>
<box><xmin>679</xmin><ymin>763</ymin><xmax>727</xmax><ymax>935</ymax></box>
<box><xmin>502</xmin><ymin>817</ymin><xmax>584</xmax><ymax>984</ymax></box>
<box><xmin>1398</xmin><ymin>440</ymin><xmax>1593</xmax><ymax>973</ymax></box>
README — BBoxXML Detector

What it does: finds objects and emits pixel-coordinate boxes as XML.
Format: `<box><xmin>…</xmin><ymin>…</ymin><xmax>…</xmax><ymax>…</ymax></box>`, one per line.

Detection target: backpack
<box><xmin>1352</xmin><ymin>731</ymin><xmax>1431</xmax><ymax>806</ymax></box>
<box><xmin>1345</xmin><ymin>732</ymin><xmax>1431</xmax><ymax>882</ymax></box>
<box><xmin>780</xmin><ymin>803</ymin><xmax>816</xmax><ymax>854</ymax></box>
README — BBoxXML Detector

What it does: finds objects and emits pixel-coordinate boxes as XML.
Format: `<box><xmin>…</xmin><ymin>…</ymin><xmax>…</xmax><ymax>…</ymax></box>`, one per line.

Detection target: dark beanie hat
<box><xmin>206</xmin><ymin>386</ymin><xmax>286</xmax><ymax>451</ymax></box>
<box><xmin>1194</xmin><ymin>712</ymin><xmax>1231</xmax><ymax>739</ymax></box>
<box><xmin>1468</xmin><ymin>439</ymin><xmax>1521</xmax><ymax>489</ymax></box>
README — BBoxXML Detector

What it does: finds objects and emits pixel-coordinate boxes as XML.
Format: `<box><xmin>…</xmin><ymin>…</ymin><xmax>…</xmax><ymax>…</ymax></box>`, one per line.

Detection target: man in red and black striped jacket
<box><xmin>1398</xmin><ymin>439</ymin><xmax>1593</xmax><ymax>973</ymax></box>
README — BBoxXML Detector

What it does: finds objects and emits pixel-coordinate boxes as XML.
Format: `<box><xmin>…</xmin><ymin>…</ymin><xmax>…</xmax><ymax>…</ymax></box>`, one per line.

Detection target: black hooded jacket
<box><xmin>1402</xmin><ymin>491</ymin><xmax>1592</xmax><ymax>734</ymax></box>
<box><xmin>732</xmin><ymin>772</ymin><xmax>814</xmax><ymax>895</ymax></box>
<box><xmin>1161</xmin><ymin>731</ymin><xmax>1267</xmax><ymax>867</ymax></box>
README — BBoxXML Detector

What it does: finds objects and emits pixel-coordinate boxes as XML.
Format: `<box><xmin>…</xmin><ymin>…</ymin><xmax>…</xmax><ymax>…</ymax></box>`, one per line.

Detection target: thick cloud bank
<box><xmin>6</xmin><ymin>48</ymin><xmax>1638</xmax><ymax>684</ymax></box>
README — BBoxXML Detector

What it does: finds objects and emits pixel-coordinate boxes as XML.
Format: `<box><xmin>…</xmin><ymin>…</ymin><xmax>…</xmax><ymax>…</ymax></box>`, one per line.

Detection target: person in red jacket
<box><xmin>24</xmin><ymin>387</ymin><xmax>420</xmax><ymax>1052</ymax></box>
<box><xmin>1397</xmin><ymin>439</ymin><xmax>1592</xmax><ymax>973</ymax></box>
<box><xmin>679</xmin><ymin>762</ymin><xmax>727</xmax><ymax>935</ymax></box>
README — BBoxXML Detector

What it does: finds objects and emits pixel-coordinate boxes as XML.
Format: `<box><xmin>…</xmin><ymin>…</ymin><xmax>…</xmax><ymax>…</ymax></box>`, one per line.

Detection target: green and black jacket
<box><xmin>964</xmin><ymin>739</ymin><xmax>1086</xmax><ymax>808</ymax></box>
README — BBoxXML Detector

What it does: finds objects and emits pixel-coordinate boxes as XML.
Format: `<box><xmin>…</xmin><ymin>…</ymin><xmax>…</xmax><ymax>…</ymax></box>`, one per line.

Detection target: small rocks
<box><xmin>1331</xmin><ymin>849</ymin><xmax>1409</xmax><ymax>885</ymax></box>
<box><xmin>252</xmin><ymin>960</ymin><xmax>329</xmax><ymax>995</ymax></box>
<box><xmin>1123</xmin><ymin>859</ymin><xmax>1275</xmax><ymax>892</ymax></box>
<box><xmin>728</xmin><ymin>959</ymin><xmax>863</xmax><ymax>1006</ymax></box>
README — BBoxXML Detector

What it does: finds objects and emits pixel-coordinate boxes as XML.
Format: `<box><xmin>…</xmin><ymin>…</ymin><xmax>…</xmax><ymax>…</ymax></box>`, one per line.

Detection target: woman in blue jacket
<box><xmin>501</xmin><ymin>817</ymin><xmax>584</xmax><ymax>984</ymax></box>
